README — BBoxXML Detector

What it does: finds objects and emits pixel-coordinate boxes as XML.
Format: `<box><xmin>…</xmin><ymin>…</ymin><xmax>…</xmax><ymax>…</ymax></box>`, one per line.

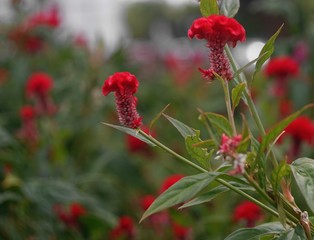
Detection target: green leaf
<box><xmin>271</xmin><ymin>161</ymin><xmax>290</xmax><ymax>198</ymax></box>
<box><xmin>149</xmin><ymin>104</ymin><xmax>170</xmax><ymax>131</ymax></box>
<box><xmin>140</xmin><ymin>172</ymin><xmax>220</xmax><ymax>222</ymax></box>
<box><xmin>0</xmin><ymin>192</ymin><xmax>21</xmax><ymax>204</ymax></box>
<box><xmin>102</xmin><ymin>122</ymin><xmax>155</xmax><ymax>146</ymax></box>
<box><xmin>200</xmin><ymin>0</ymin><xmax>219</xmax><ymax>17</ymax></box>
<box><xmin>290</xmin><ymin>158</ymin><xmax>314</xmax><ymax>212</ymax></box>
<box><xmin>192</xmin><ymin>139</ymin><xmax>217</xmax><ymax>149</ymax></box>
<box><xmin>221</xmin><ymin>0</ymin><xmax>240</xmax><ymax>17</ymax></box>
<box><xmin>232</xmin><ymin>83</ymin><xmax>246</xmax><ymax>111</ymax></box>
<box><xmin>276</xmin><ymin>224</ymin><xmax>307</xmax><ymax>240</ymax></box>
<box><xmin>253</xmin><ymin>24</ymin><xmax>284</xmax><ymax>81</ymax></box>
<box><xmin>185</xmin><ymin>133</ymin><xmax>212</xmax><ymax>169</ymax></box>
<box><xmin>163</xmin><ymin>114</ymin><xmax>197</xmax><ymax>138</ymax></box>
<box><xmin>257</xmin><ymin>103</ymin><xmax>314</xmax><ymax>161</ymax></box>
<box><xmin>224</xmin><ymin>222</ymin><xmax>285</xmax><ymax>240</ymax></box>
<box><xmin>203</xmin><ymin>112</ymin><xmax>233</xmax><ymax>137</ymax></box>
<box><xmin>179</xmin><ymin>186</ymin><xmax>228</xmax><ymax>209</ymax></box>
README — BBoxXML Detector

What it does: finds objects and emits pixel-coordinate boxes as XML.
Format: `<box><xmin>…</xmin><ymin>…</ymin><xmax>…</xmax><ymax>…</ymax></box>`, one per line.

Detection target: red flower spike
<box><xmin>159</xmin><ymin>174</ymin><xmax>185</xmax><ymax>193</ymax></box>
<box><xmin>20</xmin><ymin>105</ymin><xmax>37</xmax><ymax>121</ymax></box>
<box><xmin>233</xmin><ymin>201</ymin><xmax>262</xmax><ymax>227</ymax></box>
<box><xmin>102</xmin><ymin>72</ymin><xmax>142</xmax><ymax>129</ymax></box>
<box><xmin>188</xmin><ymin>15</ymin><xmax>246</xmax><ymax>81</ymax></box>
<box><xmin>26</xmin><ymin>72</ymin><xmax>53</xmax><ymax>98</ymax></box>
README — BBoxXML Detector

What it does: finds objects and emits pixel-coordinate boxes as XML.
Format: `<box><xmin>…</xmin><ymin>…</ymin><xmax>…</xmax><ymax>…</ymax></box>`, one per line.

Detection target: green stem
<box><xmin>222</xmin><ymin>79</ymin><xmax>237</xmax><ymax>136</ymax></box>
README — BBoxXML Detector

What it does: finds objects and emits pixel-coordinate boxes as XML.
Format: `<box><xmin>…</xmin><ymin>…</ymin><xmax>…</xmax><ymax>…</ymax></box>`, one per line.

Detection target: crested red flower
<box><xmin>233</xmin><ymin>201</ymin><xmax>262</xmax><ymax>227</ymax></box>
<box><xmin>102</xmin><ymin>72</ymin><xmax>142</xmax><ymax>129</ymax></box>
<box><xmin>26</xmin><ymin>72</ymin><xmax>53</xmax><ymax>97</ymax></box>
<box><xmin>159</xmin><ymin>174</ymin><xmax>185</xmax><ymax>193</ymax></box>
<box><xmin>283</xmin><ymin>116</ymin><xmax>314</xmax><ymax>145</ymax></box>
<box><xmin>109</xmin><ymin>216</ymin><xmax>136</xmax><ymax>240</ymax></box>
<box><xmin>188</xmin><ymin>15</ymin><xmax>246</xmax><ymax>47</ymax></box>
<box><xmin>20</xmin><ymin>105</ymin><xmax>36</xmax><ymax>121</ymax></box>
<box><xmin>264</xmin><ymin>56</ymin><xmax>299</xmax><ymax>79</ymax></box>
<box><xmin>188</xmin><ymin>15</ymin><xmax>245</xmax><ymax>81</ymax></box>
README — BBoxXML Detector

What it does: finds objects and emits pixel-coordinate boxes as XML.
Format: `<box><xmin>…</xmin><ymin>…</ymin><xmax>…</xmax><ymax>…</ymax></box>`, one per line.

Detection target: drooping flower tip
<box><xmin>233</xmin><ymin>201</ymin><xmax>262</xmax><ymax>227</ymax></box>
<box><xmin>188</xmin><ymin>15</ymin><xmax>246</xmax><ymax>47</ymax></box>
<box><xmin>26</xmin><ymin>72</ymin><xmax>53</xmax><ymax>97</ymax></box>
<box><xmin>102</xmin><ymin>72</ymin><xmax>139</xmax><ymax>96</ymax></box>
<box><xmin>264</xmin><ymin>56</ymin><xmax>300</xmax><ymax>78</ymax></box>
<box><xmin>20</xmin><ymin>105</ymin><xmax>37</xmax><ymax>121</ymax></box>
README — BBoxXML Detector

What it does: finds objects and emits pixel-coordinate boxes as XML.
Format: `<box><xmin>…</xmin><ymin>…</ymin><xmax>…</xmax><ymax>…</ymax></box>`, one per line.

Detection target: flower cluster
<box><xmin>102</xmin><ymin>72</ymin><xmax>142</xmax><ymax>129</ymax></box>
<box><xmin>233</xmin><ymin>201</ymin><xmax>263</xmax><ymax>227</ymax></box>
<box><xmin>216</xmin><ymin>134</ymin><xmax>246</xmax><ymax>174</ymax></box>
<box><xmin>54</xmin><ymin>202</ymin><xmax>86</xmax><ymax>229</ymax></box>
<box><xmin>188</xmin><ymin>15</ymin><xmax>246</xmax><ymax>81</ymax></box>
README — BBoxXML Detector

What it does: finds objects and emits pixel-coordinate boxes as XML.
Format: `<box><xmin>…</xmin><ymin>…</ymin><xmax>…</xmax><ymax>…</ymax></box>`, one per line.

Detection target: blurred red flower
<box><xmin>264</xmin><ymin>56</ymin><xmax>300</xmax><ymax>79</ymax></box>
<box><xmin>102</xmin><ymin>72</ymin><xmax>142</xmax><ymax>129</ymax></box>
<box><xmin>283</xmin><ymin>116</ymin><xmax>314</xmax><ymax>145</ymax></box>
<box><xmin>54</xmin><ymin>202</ymin><xmax>86</xmax><ymax>229</ymax></box>
<box><xmin>172</xmin><ymin>222</ymin><xmax>192</xmax><ymax>240</ymax></box>
<box><xmin>140</xmin><ymin>195</ymin><xmax>155</xmax><ymax>211</ymax></box>
<box><xmin>159</xmin><ymin>174</ymin><xmax>185</xmax><ymax>193</ymax></box>
<box><xmin>20</xmin><ymin>105</ymin><xmax>37</xmax><ymax>121</ymax></box>
<box><xmin>233</xmin><ymin>201</ymin><xmax>262</xmax><ymax>227</ymax></box>
<box><xmin>109</xmin><ymin>216</ymin><xmax>136</xmax><ymax>240</ymax></box>
<box><xmin>26</xmin><ymin>72</ymin><xmax>53</xmax><ymax>97</ymax></box>
<box><xmin>17</xmin><ymin>105</ymin><xmax>38</xmax><ymax>145</ymax></box>
<box><xmin>126</xmin><ymin>126</ymin><xmax>155</xmax><ymax>155</ymax></box>
<box><xmin>24</xmin><ymin>6</ymin><xmax>60</xmax><ymax>29</ymax></box>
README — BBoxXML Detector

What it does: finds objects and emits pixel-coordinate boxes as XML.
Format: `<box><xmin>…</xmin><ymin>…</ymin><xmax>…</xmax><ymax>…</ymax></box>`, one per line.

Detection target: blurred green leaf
<box><xmin>140</xmin><ymin>172</ymin><xmax>221</xmax><ymax>222</ymax></box>
<box><xmin>224</xmin><ymin>222</ymin><xmax>285</xmax><ymax>240</ymax></box>
<box><xmin>290</xmin><ymin>158</ymin><xmax>314</xmax><ymax>213</ymax></box>
<box><xmin>202</xmin><ymin>112</ymin><xmax>232</xmax><ymax>137</ymax></box>
<box><xmin>0</xmin><ymin>192</ymin><xmax>21</xmax><ymax>204</ymax></box>
<box><xmin>253</xmin><ymin>24</ymin><xmax>284</xmax><ymax>81</ymax></box>
<box><xmin>163</xmin><ymin>114</ymin><xmax>197</xmax><ymax>138</ymax></box>
<box><xmin>232</xmin><ymin>83</ymin><xmax>246</xmax><ymax>111</ymax></box>
<box><xmin>276</xmin><ymin>224</ymin><xmax>307</xmax><ymax>240</ymax></box>
<box><xmin>103</xmin><ymin>122</ymin><xmax>156</xmax><ymax>146</ymax></box>
<box><xmin>192</xmin><ymin>139</ymin><xmax>217</xmax><ymax>149</ymax></box>
<box><xmin>221</xmin><ymin>0</ymin><xmax>240</xmax><ymax>17</ymax></box>
<box><xmin>200</xmin><ymin>0</ymin><xmax>219</xmax><ymax>17</ymax></box>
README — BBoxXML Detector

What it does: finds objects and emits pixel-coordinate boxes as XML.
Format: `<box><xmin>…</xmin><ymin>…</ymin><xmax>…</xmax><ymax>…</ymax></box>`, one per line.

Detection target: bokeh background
<box><xmin>0</xmin><ymin>0</ymin><xmax>313</xmax><ymax>239</ymax></box>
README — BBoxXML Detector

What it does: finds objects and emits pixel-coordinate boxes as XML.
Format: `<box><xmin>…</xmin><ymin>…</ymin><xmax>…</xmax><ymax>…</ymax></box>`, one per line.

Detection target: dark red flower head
<box><xmin>159</xmin><ymin>174</ymin><xmax>185</xmax><ymax>193</ymax></box>
<box><xmin>20</xmin><ymin>105</ymin><xmax>36</xmax><ymax>121</ymax></box>
<box><xmin>70</xmin><ymin>202</ymin><xmax>86</xmax><ymax>218</ymax></box>
<box><xmin>102</xmin><ymin>72</ymin><xmax>139</xmax><ymax>96</ymax></box>
<box><xmin>188</xmin><ymin>15</ymin><xmax>246</xmax><ymax>47</ymax></box>
<box><xmin>264</xmin><ymin>56</ymin><xmax>299</xmax><ymax>79</ymax></box>
<box><xmin>25</xmin><ymin>6</ymin><xmax>60</xmax><ymax>29</ymax></box>
<box><xmin>102</xmin><ymin>72</ymin><xmax>142</xmax><ymax>129</ymax></box>
<box><xmin>26</xmin><ymin>72</ymin><xmax>53</xmax><ymax>97</ymax></box>
<box><xmin>283</xmin><ymin>116</ymin><xmax>314</xmax><ymax>145</ymax></box>
<box><xmin>233</xmin><ymin>201</ymin><xmax>262</xmax><ymax>227</ymax></box>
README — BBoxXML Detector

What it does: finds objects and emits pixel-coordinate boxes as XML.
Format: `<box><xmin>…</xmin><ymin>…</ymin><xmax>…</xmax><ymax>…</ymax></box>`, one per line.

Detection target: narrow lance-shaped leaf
<box><xmin>224</xmin><ymin>222</ymin><xmax>286</xmax><ymax>240</ymax></box>
<box><xmin>221</xmin><ymin>0</ymin><xmax>240</xmax><ymax>17</ymax></box>
<box><xmin>140</xmin><ymin>172</ymin><xmax>220</xmax><ymax>222</ymax></box>
<box><xmin>203</xmin><ymin>112</ymin><xmax>233</xmax><ymax>137</ymax></box>
<box><xmin>200</xmin><ymin>0</ymin><xmax>219</xmax><ymax>17</ymax></box>
<box><xmin>149</xmin><ymin>104</ymin><xmax>170</xmax><ymax>132</ymax></box>
<box><xmin>232</xmin><ymin>82</ymin><xmax>246</xmax><ymax>111</ymax></box>
<box><xmin>163</xmin><ymin>114</ymin><xmax>197</xmax><ymax>138</ymax></box>
<box><xmin>102</xmin><ymin>123</ymin><xmax>155</xmax><ymax>146</ymax></box>
<box><xmin>290</xmin><ymin>158</ymin><xmax>314</xmax><ymax>213</ymax></box>
<box><xmin>252</xmin><ymin>24</ymin><xmax>284</xmax><ymax>81</ymax></box>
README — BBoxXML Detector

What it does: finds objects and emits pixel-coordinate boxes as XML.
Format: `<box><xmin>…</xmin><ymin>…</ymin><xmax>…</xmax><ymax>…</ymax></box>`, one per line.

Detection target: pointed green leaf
<box><xmin>185</xmin><ymin>133</ymin><xmax>212</xmax><ymax>169</ymax></box>
<box><xmin>224</xmin><ymin>222</ymin><xmax>286</xmax><ymax>240</ymax></box>
<box><xmin>271</xmin><ymin>161</ymin><xmax>290</xmax><ymax>198</ymax></box>
<box><xmin>277</xmin><ymin>198</ymin><xmax>287</xmax><ymax>228</ymax></box>
<box><xmin>200</xmin><ymin>0</ymin><xmax>219</xmax><ymax>17</ymax></box>
<box><xmin>179</xmin><ymin>186</ymin><xmax>229</xmax><ymax>209</ymax></box>
<box><xmin>204</xmin><ymin>112</ymin><xmax>233</xmax><ymax>137</ymax></box>
<box><xmin>163</xmin><ymin>114</ymin><xmax>197</xmax><ymax>138</ymax></box>
<box><xmin>140</xmin><ymin>172</ymin><xmax>220</xmax><ymax>222</ymax></box>
<box><xmin>102</xmin><ymin>122</ymin><xmax>155</xmax><ymax>146</ymax></box>
<box><xmin>232</xmin><ymin>83</ymin><xmax>246</xmax><ymax>111</ymax></box>
<box><xmin>276</xmin><ymin>224</ymin><xmax>307</xmax><ymax>240</ymax></box>
<box><xmin>221</xmin><ymin>0</ymin><xmax>240</xmax><ymax>17</ymax></box>
<box><xmin>192</xmin><ymin>139</ymin><xmax>217</xmax><ymax>149</ymax></box>
<box><xmin>149</xmin><ymin>104</ymin><xmax>170</xmax><ymax>131</ymax></box>
<box><xmin>257</xmin><ymin>103</ymin><xmax>314</xmax><ymax>160</ymax></box>
<box><xmin>290</xmin><ymin>158</ymin><xmax>314</xmax><ymax>212</ymax></box>
<box><xmin>253</xmin><ymin>24</ymin><xmax>284</xmax><ymax>80</ymax></box>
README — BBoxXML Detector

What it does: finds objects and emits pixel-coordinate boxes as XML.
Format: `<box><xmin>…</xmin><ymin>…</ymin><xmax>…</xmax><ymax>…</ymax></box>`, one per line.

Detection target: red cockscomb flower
<box><xmin>264</xmin><ymin>56</ymin><xmax>299</xmax><ymax>79</ymax></box>
<box><xmin>26</xmin><ymin>72</ymin><xmax>53</xmax><ymax>97</ymax></box>
<box><xmin>159</xmin><ymin>174</ymin><xmax>185</xmax><ymax>194</ymax></box>
<box><xmin>233</xmin><ymin>201</ymin><xmax>262</xmax><ymax>227</ymax></box>
<box><xmin>109</xmin><ymin>216</ymin><xmax>136</xmax><ymax>240</ymax></box>
<box><xmin>102</xmin><ymin>72</ymin><xmax>142</xmax><ymax>129</ymax></box>
<box><xmin>188</xmin><ymin>15</ymin><xmax>246</xmax><ymax>81</ymax></box>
